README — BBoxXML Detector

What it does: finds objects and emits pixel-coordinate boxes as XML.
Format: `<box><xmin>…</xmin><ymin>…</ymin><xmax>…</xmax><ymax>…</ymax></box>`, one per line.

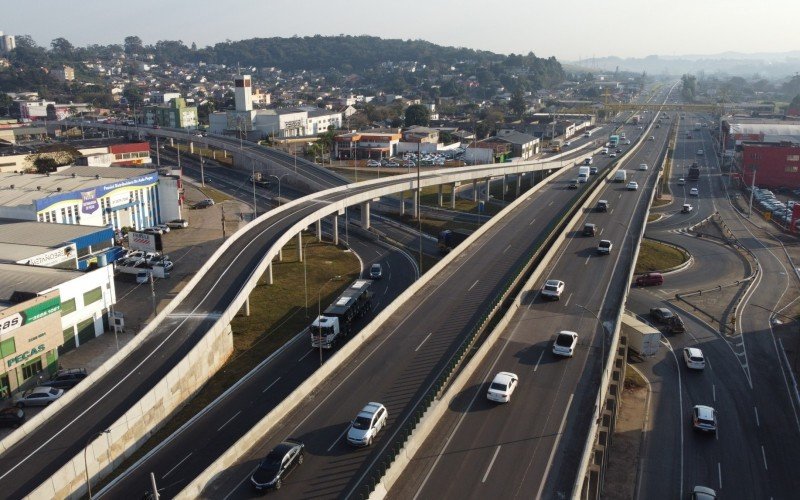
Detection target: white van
<box><xmin>577</xmin><ymin>173</ymin><xmax>588</xmax><ymax>183</ymax></box>
<box><xmin>578</xmin><ymin>166</ymin><xmax>591</xmax><ymax>178</ymax></box>
<box><xmin>614</xmin><ymin>170</ymin><xmax>627</xmax><ymax>182</ymax></box>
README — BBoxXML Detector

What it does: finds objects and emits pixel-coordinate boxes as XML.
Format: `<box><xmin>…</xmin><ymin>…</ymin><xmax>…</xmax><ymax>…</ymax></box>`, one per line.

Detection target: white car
<box><xmin>690</xmin><ymin>187</ymin><xmax>699</xmax><ymax>196</ymax></box>
<box><xmin>682</xmin><ymin>203</ymin><xmax>693</xmax><ymax>213</ymax></box>
<box><xmin>541</xmin><ymin>279</ymin><xmax>565</xmax><ymax>300</ymax></box>
<box><xmin>366</xmin><ymin>160</ymin><xmax>381</xmax><ymax>167</ymax></box>
<box><xmin>697</xmin><ymin>149</ymin><xmax>704</xmax><ymax>155</ymax></box>
<box><xmin>683</xmin><ymin>347</ymin><xmax>705</xmax><ymax>370</ymax></box>
<box><xmin>347</xmin><ymin>402</ymin><xmax>388</xmax><ymax>446</ymax></box>
<box><xmin>166</xmin><ymin>219</ymin><xmax>189</xmax><ymax>229</ymax></box>
<box><xmin>692</xmin><ymin>405</ymin><xmax>717</xmax><ymax>433</ymax></box>
<box><xmin>639</xmin><ymin>163</ymin><xmax>648</xmax><ymax>171</ymax></box>
<box><xmin>487</xmin><ymin>372</ymin><xmax>518</xmax><ymax>403</ymax></box>
<box><xmin>553</xmin><ymin>331</ymin><xmax>579</xmax><ymax>357</ymax></box>
<box><xmin>627</xmin><ymin>181</ymin><xmax>639</xmax><ymax>191</ymax></box>
<box><xmin>597</xmin><ymin>240</ymin><xmax>612</xmax><ymax>255</ymax></box>
<box><xmin>155</xmin><ymin>224</ymin><xmax>170</xmax><ymax>233</ymax></box>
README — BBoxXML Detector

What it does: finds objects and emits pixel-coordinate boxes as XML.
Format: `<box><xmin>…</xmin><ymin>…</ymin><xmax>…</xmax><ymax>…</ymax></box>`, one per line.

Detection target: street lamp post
<box><xmin>268</xmin><ymin>174</ymin><xmax>288</xmax><ymax>206</ymax></box>
<box><xmin>317</xmin><ymin>276</ymin><xmax>342</xmax><ymax>365</ymax></box>
<box><xmin>84</xmin><ymin>429</ymin><xmax>110</xmax><ymax>499</ymax></box>
<box><xmin>251</xmin><ymin>159</ymin><xmax>258</xmax><ymax>218</ymax></box>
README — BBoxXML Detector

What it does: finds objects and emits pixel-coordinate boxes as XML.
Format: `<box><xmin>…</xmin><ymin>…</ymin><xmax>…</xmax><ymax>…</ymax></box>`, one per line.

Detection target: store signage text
<box><xmin>6</xmin><ymin>344</ymin><xmax>45</xmax><ymax>368</ymax></box>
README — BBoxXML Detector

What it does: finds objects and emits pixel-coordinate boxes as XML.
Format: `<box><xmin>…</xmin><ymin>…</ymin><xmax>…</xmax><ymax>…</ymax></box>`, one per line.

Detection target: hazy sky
<box><xmin>4</xmin><ymin>0</ymin><xmax>799</xmax><ymax>60</ymax></box>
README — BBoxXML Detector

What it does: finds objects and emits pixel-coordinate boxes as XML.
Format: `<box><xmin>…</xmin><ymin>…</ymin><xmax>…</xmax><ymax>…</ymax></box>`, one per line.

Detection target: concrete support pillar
<box><xmin>243</xmin><ymin>296</ymin><xmax>250</xmax><ymax>316</ymax></box>
<box><xmin>502</xmin><ymin>175</ymin><xmax>507</xmax><ymax>201</ymax></box>
<box><xmin>399</xmin><ymin>192</ymin><xmax>405</xmax><ymax>216</ymax></box>
<box><xmin>316</xmin><ymin>220</ymin><xmax>322</xmax><ymax>241</ymax></box>
<box><xmin>189</xmin><ymin>141</ymin><xmax>195</xmax><ymax>154</ymax></box>
<box><xmin>333</xmin><ymin>215</ymin><xmax>339</xmax><ymax>245</ymax></box>
<box><xmin>413</xmin><ymin>190</ymin><xmax>420</xmax><ymax>219</ymax></box>
<box><xmin>451</xmin><ymin>182</ymin><xmax>457</xmax><ymax>209</ymax></box>
<box><xmin>361</xmin><ymin>202</ymin><xmax>371</xmax><ymax>229</ymax></box>
<box><xmin>278</xmin><ymin>248</ymin><xmax>283</xmax><ymax>262</ymax></box>
<box><xmin>297</xmin><ymin>232</ymin><xmax>303</xmax><ymax>262</ymax></box>
<box><xmin>437</xmin><ymin>185</ymin><xmax>443</xmax><ymax>207</ymax></box>
<box><xmin>267</xmin><ymin>263</ymin><xmax>273</xmax><ymax>284</ymax></box>
<box><xmin>472</xmin><ymin>180</ymin><xmax>478</xmax><ymax>202</ymax></box>
<box><xmin>484</xmin><ymin>178</ymin><xmax>491</xmax><ymax>202</ymax></box>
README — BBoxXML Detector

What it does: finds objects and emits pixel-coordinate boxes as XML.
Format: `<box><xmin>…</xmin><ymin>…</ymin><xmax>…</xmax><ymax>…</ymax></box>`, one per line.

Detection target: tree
<box><xmin>124</xmin><ymin>36</ymin><xmax>144</xmax><ymax>56</ymax></box>
<box><xmin>404</xmin><ymin>104</ymin><xmax>430</xmax><ymax>127</ymax></box>
<box><xmin>509</xmin><ymin>89</ymin><xmax>526</xmax><ymax>118</ymax></box>
<box><xmin>50</xmin><ymin>38</ymin><xmax>75</xmax><ymax>59</ymax></box>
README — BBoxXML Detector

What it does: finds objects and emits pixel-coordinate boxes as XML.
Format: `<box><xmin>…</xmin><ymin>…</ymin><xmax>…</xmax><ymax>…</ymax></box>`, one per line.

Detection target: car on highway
<box><xmin>552</xmin><ymin>331</ymin><xmax>579</xmax><ymax>357</ymax></box>
<box><xmin>541</xmin><ymin>279</ymin><xmax>565</xmax><ymax>300</ymax></box>
<box><xmin>682</xmin><ymin>203</ymin><xmax>693</xmax><ymax>213</ymax></box>
<box><xmin>697</xmin><ymin>149</ymin><xmax>704</xmax><ymax>155</ymax></box>
<box><xmin>347</xmin><ymin>402</ymin><xmax>388</xmax><ymax>446</ymax></box>
<box><xmin>650</xmin><ymin>307</ymin><xmax>685</xmax><ymax>333</ymax></box>
<box><xmin>41</xmin><ymin>368</ymin><xmax>88</xmax><ymax>390</ymax></box>
<box><xmin>678</xmin><ymin>178</ymin><xmax>685</xmax><ymax>186</ymax></box>
<box><xmin>638</xmin><ymin>163</ymin><xmax>648</xmax><ymax>171</ymax></box>
<box><xmin>487</xmin><ymin>371</ymin><xmax>518</xmax><ymax>402</ymax></box>
<box><xmin>691</xmin><ymin>404</ymin><xmax>717</xmax><ymax>434</ymax></box>
<box><xmin>597</xmin><ymin>239</ymin><xmax>612</xmax><ymax>255</ymax></box>
<box><xmin>649</xmin><ymin>135</ymin><xmax>655</xmax><ymax>140</ymax></box>
<box><xmin>166</xmin><ymin>219</ymin><xmax>189</xmax><ymax>229</ymax></box>
<box><xmin>589</xmin><ymin>166</ymin><xmax>598</xmax><ymax>175</ymax></box>
<box><xmin>626</xmin><ymin>181</ymin><xmax>639</xmax><ymax>191</ymax></box>
<box><xmin>596</xmin><ymin>199</ymin><xmax>609</xmax><ymax>212</ymax></box>
<box><xmin>683</xmin><ymin>347</ymin><xmax>706</xmax><ymax>370</ymax></box>
<box><xmin>14</xmin><ymin>386</ymin><xmax>64</xmax><ymax>408</ymax></box>
<box><xmin>690</xmin><ymin>187</ymin><xmax>699</xmax><ymax>196</ymax></box>
<box><xmin>0</xmin><ymin>407</ymin><xmax>25</xmax><ymax>428</ymax></box>
<box><xmin>369</xmin><ymin>263</ymin><xmax>383</xmax><ymax>280</ymax></box>
<box><xmin>582</xmin><ymin>223</ymin><xmax>597</xmax><ymax>236</ymax></box>
<box><xmin>635</xmin><ymin>272</ymin><xmax>663</xmax><ymax>287</ymax></box>
<box><xmin>609</xmin><ymin>153</ymin><xmax>617</xmax><ymax>158</ymax></box>
<box><xmin>691</xmin><ymin>485</ymin><xmax>717</xmax><ymax>499</ymax></box>
<box><xmin>624</xmin><ymin>139</ymin><xmax>632</xmax><ymax>145</ymax></box>
<box><xmin>567</xmin><ymin>179</ymin><xmax>578</xmax><ymax>189</ymax></box>
<box><xmin>250</xmin><ymin>440</ymin><xmax>305</xmax><ymax>491</ymax></box>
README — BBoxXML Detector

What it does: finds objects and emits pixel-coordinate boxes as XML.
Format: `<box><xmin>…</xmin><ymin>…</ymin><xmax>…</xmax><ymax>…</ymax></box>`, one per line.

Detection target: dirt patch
<box><xmin>603</xmin><ymin>378</ymin><xmax>648</xmax><ymax>500</ymax></box>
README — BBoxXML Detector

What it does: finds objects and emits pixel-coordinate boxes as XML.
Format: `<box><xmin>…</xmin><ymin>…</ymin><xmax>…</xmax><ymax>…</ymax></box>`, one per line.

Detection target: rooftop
<box><xmin>0</xmin><ymin>262</ymin><xmax>84</xmax><ymax>304</ymax></box>
<box><xmin>0</xmin><ymin>218</ymin><xmax>108</xmax><ymax>247</ymax></box>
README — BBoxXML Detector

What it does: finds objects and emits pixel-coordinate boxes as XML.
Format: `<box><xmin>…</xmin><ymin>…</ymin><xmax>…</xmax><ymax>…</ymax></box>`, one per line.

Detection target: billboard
<box><xmin>129</xmin><ymin>232</ymin><xmax>161</xmax><ymax>252</ymax></box>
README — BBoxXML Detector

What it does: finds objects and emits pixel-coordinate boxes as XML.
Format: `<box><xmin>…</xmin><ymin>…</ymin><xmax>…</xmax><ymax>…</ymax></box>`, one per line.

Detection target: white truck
<box><xmin>625</xmin><ymin>314</ymin><xmax>661</xmax><ymax>356</ymax></box>
<box><xmin>311</xmin><ymin>279</ymin><xmax>373</xmax><ymax>349</ymax></box>
<box><xmin>613</xmin><ymin>170</ymin><xmax>627</xmax><ymax>183</ymax></box>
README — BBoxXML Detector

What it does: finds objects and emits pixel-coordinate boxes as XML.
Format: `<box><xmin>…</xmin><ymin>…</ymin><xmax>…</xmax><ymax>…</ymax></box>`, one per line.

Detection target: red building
<box><xmin>738</xmin><ymin>141</ymin><xmax>800</xmax><ymax>189</ymax></box>
<box><xmin>108</xmin><ymin>142</ymin><xmax>151</xmax><ymax>166</ymax></box>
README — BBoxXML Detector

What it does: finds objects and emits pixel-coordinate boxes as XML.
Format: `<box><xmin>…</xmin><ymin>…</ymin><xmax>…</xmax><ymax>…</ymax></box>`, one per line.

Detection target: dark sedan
<box><xmin>250</xmin><ymin>440</ymin><xmax>304</xmax><ymax>492</ymax></box>
<box><xmin>0</xmin><ymin>407</ymin><xmax>25</xmax><ymax>428</ymax></box>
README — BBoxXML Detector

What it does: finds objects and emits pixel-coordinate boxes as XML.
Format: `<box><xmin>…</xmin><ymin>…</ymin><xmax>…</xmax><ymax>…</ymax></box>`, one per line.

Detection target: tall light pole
<box><xmin>251</xmin><ymin>159</ymin><xmax>258</xmax><ymax>218</ymax></box>
<box><xmin>268</xmin><ymin>174</ymin><xmax>288</xmax><ymax>206</ymax></box>
<box><xmin>84</xmin><ymin>429</ymin><xmax>110</xmax><ymax>499</ymax></box>
<box><xmin>317</xmin><ymin>275</ymin><xmax>342</xmax><ymax>365</ymax></box>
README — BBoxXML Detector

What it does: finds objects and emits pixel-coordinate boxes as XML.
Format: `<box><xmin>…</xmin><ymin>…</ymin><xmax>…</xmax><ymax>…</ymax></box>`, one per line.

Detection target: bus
<box><xmin>609</xmin><ymin>135</ymin><xmax>620</xmax><ymax>148</ymax></box>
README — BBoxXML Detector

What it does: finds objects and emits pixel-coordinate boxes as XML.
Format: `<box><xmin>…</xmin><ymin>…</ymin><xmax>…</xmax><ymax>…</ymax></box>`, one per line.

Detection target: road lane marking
<box><xmin>564</xmin><ymin>293</ymin><xmax>572</xmax><ymax>308</ymax></box>
<box><xmin>328</xmin><ymin>425</ymin><xmax>350</xmax><ymax>452</ymax></box>
<box><xmin>534</xmin><ymin>351</ymin><xmax>544</xmax><ymax>372</ymax></box>
<box><xmin>503</xmin><ymin>245</ymin><xmax>511</xmax><ymax>254</ymax></box>
<box><xmin>529</xmin><ymin>218</ymin><xmax>536</xmax><ymax>225</ymax></box>
<box><xmin>718</xmin><ymin>462</ymin><xmax>722</xmax><ymax>489</ymax></box>
<box><xmin>298</xmin><ymin>350</ymin><xmax>313</xmax><ymax>362</ymax></box>
<box><xmin>536</xmin><ymin>394</ymin><xmax>574</xmax><ymax>499</ymax></box>
<box><xmin>481</xmin><ymin>445</ymin><xmax>502</xmax><ymax>483</ymax></box>
<box><xmin>468</xmin><ymin>279</ymin><xmax>480</xmax><ymax>291</ymax></box>
<box><xmin>584</xmin><ymin>256</ymin><xmax>591</xmax><ymax>266</ymax></box>
<box><xmin>712</xmin><ymin>384</ymin><xmax>716</xmax><ymax>402</ymax></box>
<box><xmin>762</xmin><ymin>445</ymin><xmax>768</xmax><ymax>470</ymax></box>
<box><xmin>599</xmin><ymin>228</ymin><xmax>604</xmax><ymax>236</ymax></box>
<box><xmin>754</xmin><ymin>406</ymin><xmax>760</xmax><ymax>427</ymax></box>
<box><xmin>217</xmin><ymin>410</ymin><xmax>241</xmax><ymax>432</ymax></box>
<box><xmin>262</xmin><ymin>377</ymin><xmax>281</xmax><ymax>393</ymax></box>
<box><xmin>162</xmin><ymin>452</ymin><xmax>192</xmax><ymax>479</ymax></box>
<box><xmin>548</xmin><ymin>201</ymin><xmax>554</xmax><ymax>207</ymax></box>
<box><xmin>415</xmin><ymin>332</ymin><xmax>435</xmax><ymax>352</ymax></box>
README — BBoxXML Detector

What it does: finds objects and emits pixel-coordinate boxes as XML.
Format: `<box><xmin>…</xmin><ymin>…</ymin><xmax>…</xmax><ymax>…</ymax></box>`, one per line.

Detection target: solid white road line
<box><xmin>217</xmin><ymin>410</ymin><xmax>241</xmax><ymax>432</ymax></box>
<box><xmin>262</xmin><ymin>377</ymin><xmax>281</xmax><ymax>393</ymax></box>
<box><xmin>468</xmin><ymin>279</ymin><xmax>480</xmax><ymax>291</ymax></box>
<box><xmin>327</xmin><ymin>426</ymin><xmax>350</xmax><ymax>452</ymax></box>
<box><xmin>718</xmin><ymin>462</ymin><xmax>722</xmax><ymax>489</ymax></box>
<box><xmin>534</xmin><ymin>351</ymin><xmax>544</xmax><ymax>372</ymax></box>
<box><xmin>762</xmin><ymin>445</ymin><xmax>768</xmax><ymax>470</ymax></box>
<box><xmin>503</xmin><ymin>245</ymin><xmax>511</xmax><ymax>254</ymax></box>
<box><xmin>713</xmin><ymin>384</ymin><xmax>716</xmax><ymax>402</ymax></box>
<box><xmin>414</xmin><ymin>332</ymin><xmax>434</xmax><ymax>352</ymax></box>
<box><xmin>162</xmin><ymin>452</ymin><xmax>192</xmax><ymax>480</ymax></box>
<box><xmin>481</xmin><ymin>445</ymin><xmax>502</xmax><ymax>483</ymax></box>
<box><xmin>754</xmin><ymin>406</ymin><xmax>760</xmax><ymax>427</ymax></box>
<box><xmin>536</xmin><ymin>394</ymin><xmax>574</xmax><ymax>499</ymax></box>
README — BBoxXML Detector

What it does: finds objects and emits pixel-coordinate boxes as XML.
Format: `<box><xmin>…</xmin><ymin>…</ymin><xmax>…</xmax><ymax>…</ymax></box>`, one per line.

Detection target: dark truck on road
<box><xmin>438</xmin><ymin>229</ymin><xmax>473</xmax><ymax>254</ymax></box>
<box><xmin>688</xmin><ymin>163</ymin><xmax>701</xmax><ymax>181</ymax></box>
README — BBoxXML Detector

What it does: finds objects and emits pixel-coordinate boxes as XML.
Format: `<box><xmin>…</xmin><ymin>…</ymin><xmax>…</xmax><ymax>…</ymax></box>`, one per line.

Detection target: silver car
<box><xmin>15</xmin><ymin>386</ymin><xmax>64</xmax><ymax>407</ymax></box>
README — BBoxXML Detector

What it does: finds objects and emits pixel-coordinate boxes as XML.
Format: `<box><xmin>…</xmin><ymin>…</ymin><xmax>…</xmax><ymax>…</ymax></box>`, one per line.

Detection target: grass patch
<box><xmin>635</xmin><ymin>238</ymin><xmax>687</xmax><ymax>273</ymax></box>
<box><xmin>624</xmin><ymin>367</ymin><xmax>647</xmax><ymax>389</ymax></box>
<box><xmin>196</xmin><ymin>185</ymin><xmax>232</xmax><ymax>204</ymax></box>
<box><xmin>96</xmin><ymin>235</ymin><xmax>359</xmax><ymax>487</ymax></box>
<box><xmin>647</xmin><ymin>213</ymin><xmax>661</xmax><ymax>223</ymax></box>
<box><xmin>652</xmin><ymin>198</ymin><xmax>671</xmax><ymax>208</ymax></box>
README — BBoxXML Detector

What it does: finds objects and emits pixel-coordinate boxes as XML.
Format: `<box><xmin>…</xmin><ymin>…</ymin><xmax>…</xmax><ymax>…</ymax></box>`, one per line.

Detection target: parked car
<box><xmin>41</xmin><ymin>368</ymin><xmax>88</xmax><ymax>390</ymax></box>
<box><xmin>166</xmin><ymin>219</ymin><xmax>189</xmax><ymax>229</ymax></box>
<box><xmin>683</xmin><ymin>347</ymin><xmax>706</xmax><ymax>370</ymax></box>
<box><xmin>635</xmin><ymin>272</ymin><xmax>663</xmax><ymax>287</ymax></box>
<box><xmin>369</xmin><ymin>263</ymin><xmax>382</xmax><ymax>280</ymax></box>
<box><xmin>691</xmin><ymin>405</ymin><xmax>717</xmax><ymax>434</ymax></box>
<box><xmin>152</xmin><ymin>259</ymin><xmax>174</xmax><ymax>272</ymax></box>
<box><xmin>155</xmin><ymin>224</ymin><xmax>170</xmax><ymax>233</ymax></box>
<box><xmin>14</xmin><ymin>386</ymin><xmax>64</xmax><ymax>408</ymax></box>
<box><xmin>487</xmin><ymin>371</ymin><xmax>519</xmax><ymax>403</ymax></box>
<box><xmin>627</xmin><ymin>181</ymin><xmax>639</xmax><ymax>191</ymax></box>
<box><xmin>347</xmin><ymin>402</ymin><xmax>388</xmax><ymax>446</ymax></box>
<box><xmin>143</xmin><ymin>227</ymin><xmax>163</xmax><ymax>235</ymax></box>
<box><xmin>250</xmin><ymin>440</ymin><xmax>305</xmax><ymax>491</ymax></box>
<box><xmin>0</xmin><ymin>407</ymin><xmax>25</xmax><ymax>428</ymax></box>
<box><xmin>541</xmin><ymin>279</ymin><xmax>565</xmax><ymax>300</ymax></box>
<box><xmin>552</xmin><ymin>331</ymin><xmax>579</xmax><ymax>357</ymax></box>
<box><xmin>366</xmin><ymin>160</ymin><xmax>381</xmax><ymax>167</ymax></box>
<box><xmin>195</xmin><ymin>198</ymin><xmax>215</xmax><ymax>208</ymax></box>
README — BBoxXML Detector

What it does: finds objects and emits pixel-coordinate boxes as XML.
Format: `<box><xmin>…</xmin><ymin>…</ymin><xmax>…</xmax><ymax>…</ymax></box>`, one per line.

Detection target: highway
<box><xmin>195</xmin><ymin>100</ymin><xmax>664</xmax><ymax>498</ymax></box>
<box><xmin>629</xmin><ymin>112</ymin><xmax>800</xmax><ymax>498</ymax></box>
<box><xmin>388</xmin><ymin>100</ymin><xmax>673</xmax><ymax>499</ymax></box>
